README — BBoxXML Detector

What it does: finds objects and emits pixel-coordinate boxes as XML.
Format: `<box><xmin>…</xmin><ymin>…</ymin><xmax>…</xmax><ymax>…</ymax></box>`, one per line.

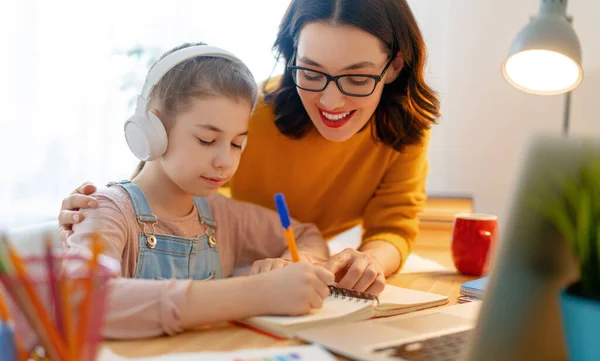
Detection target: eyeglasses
<box><xmin>287</xmin><ymin>51</ymin><xmax>394</xmax><ymax>97</ymax></box>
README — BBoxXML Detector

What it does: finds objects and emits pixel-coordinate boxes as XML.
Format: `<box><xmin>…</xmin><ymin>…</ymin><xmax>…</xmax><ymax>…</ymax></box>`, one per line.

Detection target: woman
<box><xmin>58</xmin><ymin>0</ymin><xmax>440</xmax><ymax>295</ymax></box>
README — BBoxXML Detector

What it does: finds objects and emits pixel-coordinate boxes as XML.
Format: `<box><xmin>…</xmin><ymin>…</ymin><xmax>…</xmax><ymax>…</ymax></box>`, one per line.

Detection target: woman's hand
<box><xmin>58</xmin><ymin>182</ymin><xmax>98</xmax><ymax>241</ymax></box>
<box><xmin>324</xmin><ymin>248</ymin><xmax>386</xmax><ymax>295</ymax></box>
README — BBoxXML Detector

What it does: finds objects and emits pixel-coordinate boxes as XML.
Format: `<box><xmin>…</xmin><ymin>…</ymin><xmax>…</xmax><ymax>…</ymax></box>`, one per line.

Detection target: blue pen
<box><xmin>274</xmin><ymin>193</ymin><xmax>300</xmax><ymax>262</ymax></box>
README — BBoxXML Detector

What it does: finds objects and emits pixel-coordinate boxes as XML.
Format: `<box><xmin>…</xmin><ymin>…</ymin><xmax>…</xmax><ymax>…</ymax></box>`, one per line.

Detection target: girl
<box><xmin>60</xmin><ymin>0</ymin><xmax>440</xmax><ymax>296</ymax></box>
<box><xmin>63</xmin><ymin>43</ymin><xmax>333</xmax><ymax>340</ymax></box>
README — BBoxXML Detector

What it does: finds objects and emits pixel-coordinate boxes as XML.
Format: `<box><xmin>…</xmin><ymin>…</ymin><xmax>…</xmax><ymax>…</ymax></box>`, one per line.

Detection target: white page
<box><xmin>249</xmin><ymin>295</ymin><xmax>373</xmax><ymax>326</ymax></box>
<box><xmin>399</xmin><ymin>253</ymin><xmax>449</xmax><ymax>274</ymax></box>
<box><xmin>378</xmin><ymin>284</ymin><xmax>448</xmax><ymax>306</ymax></box>
<box><xmin>98</xmin><ymin>344</ymin><xmax>337</xmax><ymax>361</ymax></box>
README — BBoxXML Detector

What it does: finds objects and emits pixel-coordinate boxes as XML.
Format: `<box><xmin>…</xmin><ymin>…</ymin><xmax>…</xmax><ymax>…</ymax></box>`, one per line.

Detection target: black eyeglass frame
<box><xmin>286</xmin><ymin>51</ymin><xmax>394</xmax><ymax>97</ymax></box>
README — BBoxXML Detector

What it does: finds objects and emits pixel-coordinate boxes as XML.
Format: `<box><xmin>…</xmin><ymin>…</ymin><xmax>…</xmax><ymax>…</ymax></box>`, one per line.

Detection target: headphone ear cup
<box><xmin>124</xmin><ymin>110</ymin><xmax>168</xmax><ymax>161</ymax></box>
<box><xmin>145</xmin><ymin>110</ymin><xmax>168</xmax><ymax>159</ymax></box>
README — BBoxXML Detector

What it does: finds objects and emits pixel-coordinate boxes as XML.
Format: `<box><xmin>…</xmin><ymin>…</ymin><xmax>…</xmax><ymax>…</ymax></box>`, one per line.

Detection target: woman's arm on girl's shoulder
<box><xmin>208</xmin><ymin>194</ymin><xmax>330</xmax><ymax>270</ymax></box>
<box><xmin>360</xmin><ymin>129</ymin><xmax>431</xmax><ymax>274</ymax></box>
<box><xmin>64</xmin><ymin>188</ymin><xmax>131</xmax><ymax>269</ymax></box>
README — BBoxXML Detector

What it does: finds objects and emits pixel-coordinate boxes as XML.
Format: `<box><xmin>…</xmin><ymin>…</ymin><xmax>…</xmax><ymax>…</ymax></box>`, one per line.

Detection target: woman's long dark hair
<box><xmin>264</xmin><ymin>0</ymin><xmax>440</xmax><ymax>152</ymax></box>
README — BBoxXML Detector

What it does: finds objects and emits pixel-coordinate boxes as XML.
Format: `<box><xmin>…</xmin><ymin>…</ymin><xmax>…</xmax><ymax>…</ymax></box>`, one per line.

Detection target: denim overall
<box><xmin>109</xmin><ymin>181</ymin><xmax>223</xmax><ymax>281</ymax></box>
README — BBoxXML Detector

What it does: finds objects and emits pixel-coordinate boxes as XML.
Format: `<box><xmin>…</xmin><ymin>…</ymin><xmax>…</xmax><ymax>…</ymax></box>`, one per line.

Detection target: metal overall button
<box><xmin>146</xmin><ymin>234</ymin><xmax>157</xmax><ymax>249</ymax></box>
<box><xmin>137</xmin><ymin>213</ymin><xmax>158</xmax><ymax>249</ymax></box>
<box><xmin>208</xmin><ymin>235</ymin><xmax>216</xmax><ymax>248</ymax></box>
<box><xmin>200</xmin><ymin>217</ymin><xmax>217</xmax><ymax>249</ymax></box>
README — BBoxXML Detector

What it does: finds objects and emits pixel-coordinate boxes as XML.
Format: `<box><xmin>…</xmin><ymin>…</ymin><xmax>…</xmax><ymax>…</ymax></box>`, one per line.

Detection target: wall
<box><xmin>409</xmin><ymin>0</ymin><xmax>600</xmax><ymax>230</ymax></box>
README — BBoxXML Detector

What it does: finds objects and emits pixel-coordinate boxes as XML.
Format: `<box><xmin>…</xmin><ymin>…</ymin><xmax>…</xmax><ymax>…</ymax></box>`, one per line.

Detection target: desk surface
<box><xmin>104</xmin><ymin>249</ymin><xmax>476</xmax><ymax>360</ymax></box>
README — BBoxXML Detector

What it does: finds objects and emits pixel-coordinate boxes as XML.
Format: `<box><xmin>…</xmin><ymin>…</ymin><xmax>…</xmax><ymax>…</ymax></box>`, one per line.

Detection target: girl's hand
<box><xmin>324</xmin><ymin>248</ymin><xmax>386</xmax><ymax>296</ymax></box>
<box><xmin>257</xmin><ymin>262</ymin><xmax>333</xmax><ymax>316</ymax></box>
<box><xmin>58</xmin><ymin>182</ymin><xmax>98</xmax><ymax>241</ymax></box>
<box><xmin>248</xmin><ymin>258</ymin><xmax>292</xmax><ymax>275</ymax></box>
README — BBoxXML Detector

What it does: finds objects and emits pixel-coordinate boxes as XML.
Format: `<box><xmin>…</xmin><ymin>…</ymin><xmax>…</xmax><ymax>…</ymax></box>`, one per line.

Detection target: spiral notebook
<box><xmin>240</xmin><ymin>285</ymin><xmax>448</xmax><ymax>338</ymax></box>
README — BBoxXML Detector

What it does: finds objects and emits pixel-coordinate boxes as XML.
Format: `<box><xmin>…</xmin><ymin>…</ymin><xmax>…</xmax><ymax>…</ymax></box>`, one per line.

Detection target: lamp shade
<box><xmin>502</xmin><ymin>0</ymin><xmax>583</xmax><ymax>95</ymax></box>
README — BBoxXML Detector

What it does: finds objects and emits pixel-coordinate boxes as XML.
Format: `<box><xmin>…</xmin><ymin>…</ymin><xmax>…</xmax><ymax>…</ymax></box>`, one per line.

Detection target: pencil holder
<box><xmin>0</xmin><ymin>254</ymin><xmax>119</xmax><ymax>361</ymax></box>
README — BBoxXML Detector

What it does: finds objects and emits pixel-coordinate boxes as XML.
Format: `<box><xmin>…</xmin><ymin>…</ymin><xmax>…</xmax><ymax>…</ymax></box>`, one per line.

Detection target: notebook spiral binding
<box><xmin>328</xmin><ymin>285</ymin><xmax>380</xmax><ymax>305</ymax></box>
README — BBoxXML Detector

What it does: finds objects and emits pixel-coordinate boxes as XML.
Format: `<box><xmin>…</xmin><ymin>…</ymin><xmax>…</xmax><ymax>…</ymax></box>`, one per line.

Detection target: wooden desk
<box><xmin>103</xmin><ymin>248</ymin><xmax>476</xmax><ymax>360</ymax></box>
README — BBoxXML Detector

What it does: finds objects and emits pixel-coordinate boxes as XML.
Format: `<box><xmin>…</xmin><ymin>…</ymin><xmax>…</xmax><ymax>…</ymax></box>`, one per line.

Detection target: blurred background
<box><xmin>0</xmin><ymin>0</ymin><xmax>598</xmax><ymax>230</ymax></box>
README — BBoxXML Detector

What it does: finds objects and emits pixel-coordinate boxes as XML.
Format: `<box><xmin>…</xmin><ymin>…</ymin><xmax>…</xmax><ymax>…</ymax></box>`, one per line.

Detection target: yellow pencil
<box><xmin>0</xmin><ymin>235</ymin><xmax>11</xmax><ymax>321</ymax></box>
<box><xmin>0</xmin><ymin>286</ymin><xmax>10</xmax><ymax>322</ymax></box>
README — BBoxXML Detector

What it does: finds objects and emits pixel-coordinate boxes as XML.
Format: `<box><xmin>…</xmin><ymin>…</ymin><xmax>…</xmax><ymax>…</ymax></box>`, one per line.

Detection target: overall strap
<box><xmin>193</xmin><ymin>197</ymin><xmax>216</xmax><ymax>228</ymax></box>
<box><xmin>108</xmin><ymin>180</ymin><xmax>157</xmax><ymax>223</ymax></box>
<box><xmin>193</xmin><ymin>197</ymin><xmax>217</xmax><ymax>248</ymax></box>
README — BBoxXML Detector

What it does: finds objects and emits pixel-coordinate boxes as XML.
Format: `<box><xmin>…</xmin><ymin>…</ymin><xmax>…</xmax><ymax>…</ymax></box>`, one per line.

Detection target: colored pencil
<box><xmin>0</xmin><ymin>281</ymin><xmax>9</xmax><ymax>322</ymax></box>
<box><xmin>45</xmin><ymin>235</ymin><xmax>64</xmax><ymax>341</ymax></box>
<box><xmin>0</xmin><ymin>235</ymin><xmax>29</xmax><ymax>361</ymax></box>
<box><xmin>74</xmin><ymin>233</ymin><xmax>104</xmax><ymax>361</ymax></box>
<box><xmin>61</xmin><ymin>273</ymin><xmax>74</xmax><ymax>361</ymax></box>
<box><xmin>3</xmin><ymin>237</ymin><xmax>67</xmax><ymax>361</ymax></box>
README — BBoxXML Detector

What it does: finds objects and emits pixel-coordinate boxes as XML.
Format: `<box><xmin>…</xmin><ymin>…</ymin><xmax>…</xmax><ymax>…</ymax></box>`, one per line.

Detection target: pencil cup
<box><xmin>0</xmin><ymin>254</ymin><xmax>119</xmax><ymax>361</ymax></box>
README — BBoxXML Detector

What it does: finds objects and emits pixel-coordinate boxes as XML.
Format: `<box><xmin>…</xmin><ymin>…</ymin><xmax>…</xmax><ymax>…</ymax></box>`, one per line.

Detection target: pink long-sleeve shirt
<box><xmin>63</xmin><ymin>185</ymin><xmax>327</xmax><ymax>339</ymax></box>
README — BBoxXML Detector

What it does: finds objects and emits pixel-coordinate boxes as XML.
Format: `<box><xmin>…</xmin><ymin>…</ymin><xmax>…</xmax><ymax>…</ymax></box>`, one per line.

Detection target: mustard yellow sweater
<box><xmin>227</xmin><ymin>98</ymin><xmax>430</xmax><ymax>269</ymax></box>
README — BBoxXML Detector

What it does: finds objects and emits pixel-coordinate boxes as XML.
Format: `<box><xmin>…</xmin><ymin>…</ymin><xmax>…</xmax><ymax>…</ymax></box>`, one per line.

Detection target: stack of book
<box><xmin>417</xmin><ymin>195</ymin><xmax>474</xmax><ymax>249</ymax></box>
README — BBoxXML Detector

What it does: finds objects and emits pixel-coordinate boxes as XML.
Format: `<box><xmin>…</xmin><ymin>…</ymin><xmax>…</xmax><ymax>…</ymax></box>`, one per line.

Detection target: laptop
<box><xmin>297</xmin><ymin>134</ymin><xmax>598</xmax><ymax>361</ymax></box>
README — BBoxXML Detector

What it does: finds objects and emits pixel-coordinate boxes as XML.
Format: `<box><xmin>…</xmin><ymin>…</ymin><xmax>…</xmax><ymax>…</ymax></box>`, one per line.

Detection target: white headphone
<box><xmin>124</xmin><ymin>45</ymin><xmax>245</xmax><ymax>161</ymax></box>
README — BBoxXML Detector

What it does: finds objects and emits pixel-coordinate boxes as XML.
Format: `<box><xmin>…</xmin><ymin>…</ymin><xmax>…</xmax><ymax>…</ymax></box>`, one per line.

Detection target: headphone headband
<box><xmin>125</xmin><ymin>44</ymin><xmax>246</xmax><ymax>162</ymax></box>
<box><xmin>140</xmin><ymin>45</ymin><xmax>243</xmax><ymax>101</ymax></box>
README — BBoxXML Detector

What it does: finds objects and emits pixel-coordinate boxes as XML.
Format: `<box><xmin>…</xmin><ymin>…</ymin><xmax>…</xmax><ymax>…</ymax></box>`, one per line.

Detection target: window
<box><xmin>0</xmin><ymin>0</ymin><xmax>291</xmax><ymax>228</ymax></box>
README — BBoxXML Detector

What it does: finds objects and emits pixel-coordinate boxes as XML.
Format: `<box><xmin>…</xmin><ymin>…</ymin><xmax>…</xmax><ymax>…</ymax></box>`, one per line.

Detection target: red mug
<box><xmin>451</xmin><ymin>213</ymin><xmax>498</xmax><ymax>276</ymax></box>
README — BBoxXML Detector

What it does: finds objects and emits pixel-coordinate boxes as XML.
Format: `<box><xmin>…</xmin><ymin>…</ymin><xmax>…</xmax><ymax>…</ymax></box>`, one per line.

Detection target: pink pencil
<box><xmin>45</xmin><ymin>236</ymin><xmax>64</xmax><ymax>339</ymax></box>
<box><xmin>82</xmin><ymin>276</ymin><xmax>107</xmax><ymax>361</ymax></box>
<box><xmin>75</xmin><ymin>233</ymin><xmax>104</xmax><ymax>361</ymax></box>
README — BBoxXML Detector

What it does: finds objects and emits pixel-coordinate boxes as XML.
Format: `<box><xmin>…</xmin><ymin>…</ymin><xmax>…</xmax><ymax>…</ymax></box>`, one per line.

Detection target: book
<box><xmin>415</xmin><ymin>195</ymin><xmax>474</xmax><ymax>249</ymax></box>
<box><xmin>240</xmin><ymin>284</ymin><xmax>448</xmax><ymax>339</ymax></box>
<box><xmin>459</xmin><ymin>277</ymin><xmax>488</xmax><ymax>299</ymax></box>
<box><xmin>418</xmin><ymin>195</ymin><xmax>473</xmax><ymax>223</ymax></box>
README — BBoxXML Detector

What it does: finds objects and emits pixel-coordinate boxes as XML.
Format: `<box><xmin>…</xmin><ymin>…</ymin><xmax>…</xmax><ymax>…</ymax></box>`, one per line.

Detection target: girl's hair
<box><xmin>130</xmin><ymin>42</ymin><xmax>257</xmax><ymax>179</ymax></box>
<box><xmin>264</xmin><ymin>0</ymin><xmax>440</xmax><ymax>152</ymax></box>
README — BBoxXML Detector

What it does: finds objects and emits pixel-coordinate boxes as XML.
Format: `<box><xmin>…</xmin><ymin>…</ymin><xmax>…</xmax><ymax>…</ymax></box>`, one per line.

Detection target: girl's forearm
<box><xmin>181</xmin><ymin>276</ymin><xmax>266</xmax><ymax>328</ymax></box>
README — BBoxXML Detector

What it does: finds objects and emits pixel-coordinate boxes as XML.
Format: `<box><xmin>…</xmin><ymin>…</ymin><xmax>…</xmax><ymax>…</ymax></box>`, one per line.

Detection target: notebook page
<box><xmin>250</xmin><ymin>295</ymin><xmax>374</xmax><ymax>326</ymax></box>
<box><xmin>98</xmin><ymin>344</ymin><xmax>337</xmax><ymax>361</ymax></box>
<box><xmin>377</xmin><ymin>284</ymin><xmax>448</xmax><ymax>308</ymax></box>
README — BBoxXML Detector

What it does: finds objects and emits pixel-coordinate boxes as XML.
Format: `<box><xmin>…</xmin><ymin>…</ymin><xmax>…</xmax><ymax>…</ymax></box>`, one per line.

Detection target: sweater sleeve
<box><xmin>361</xmin><ymin>130</ymin><xmax>430</xmax><ymax>272</ymax></box>
<box><xmin>64</xmin><ymin>191</ymin><xmax>191</xmax><ymax>339</ymax></box>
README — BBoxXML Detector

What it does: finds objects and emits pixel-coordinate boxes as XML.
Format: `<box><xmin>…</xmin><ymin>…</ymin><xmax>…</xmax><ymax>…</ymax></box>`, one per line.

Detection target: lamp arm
<box><xmin>563</xmin><ymin>91</ymin><xmax>571</xmax><ymax>136</ymax></box>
